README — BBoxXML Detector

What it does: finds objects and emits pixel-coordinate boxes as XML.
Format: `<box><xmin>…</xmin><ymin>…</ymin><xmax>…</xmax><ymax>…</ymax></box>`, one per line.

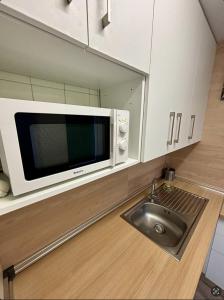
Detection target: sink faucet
<box><xmin>148</xmin><ymin>178</ymin><xmax>159</xmax><ymax>203</ymax></box>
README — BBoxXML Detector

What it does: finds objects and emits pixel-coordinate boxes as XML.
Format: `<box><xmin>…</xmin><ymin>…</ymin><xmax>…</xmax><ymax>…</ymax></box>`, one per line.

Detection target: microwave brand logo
<box><xmin>73</xmin><ymin>170</ymin><xmax>84</xmax><ymax>175</ymax></box>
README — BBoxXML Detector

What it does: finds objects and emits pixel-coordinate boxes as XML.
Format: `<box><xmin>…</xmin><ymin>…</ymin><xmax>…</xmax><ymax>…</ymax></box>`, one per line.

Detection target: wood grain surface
<box><xmin>220</xmin><ymin>201</ymin><xmax>224</xmax><ymax>218</ymax></box>
<box><xmin>0</xmin><ymin>157</ymin><xmax>165</xmax><ymax>269</ymax></box>
<box><xmin>167</xmin><ymin>43</ymin><xmax>224</xmax><ymax>191</ymax></box>
<box><xmin>0</xmin><ymin>265</ymin><xmax>3</xmax><ymax>300</ymax></box>
<box><xmin>13</xmin><ymin>180</ymin><xmax>223</xmax><ymax>299</ymax></box>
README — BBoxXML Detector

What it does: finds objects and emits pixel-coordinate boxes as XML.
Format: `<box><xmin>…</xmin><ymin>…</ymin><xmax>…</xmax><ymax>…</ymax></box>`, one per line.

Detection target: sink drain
<box><xmin>154</xmin><ymin>223</ymin><xmax>165</xmax><ymax>234</ymax></box>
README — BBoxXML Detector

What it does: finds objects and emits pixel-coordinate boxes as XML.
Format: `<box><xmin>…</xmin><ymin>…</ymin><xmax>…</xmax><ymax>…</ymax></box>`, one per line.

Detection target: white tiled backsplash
<box><xmin>0</xmin><ymin>70</ymin><xmax>100</xmax><ymax>171</ymax></box>
<box><xmin>0</xmin><ymin>70</ymin><xmax>100</xmax><ymax>106</ymax></box>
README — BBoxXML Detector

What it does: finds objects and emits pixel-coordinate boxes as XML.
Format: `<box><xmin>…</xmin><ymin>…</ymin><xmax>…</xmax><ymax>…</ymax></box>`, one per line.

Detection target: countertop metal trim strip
<box><xmin>176</xmin><ymin>176</ymin><xmax>224</xmax><ymax>196</ymax></box>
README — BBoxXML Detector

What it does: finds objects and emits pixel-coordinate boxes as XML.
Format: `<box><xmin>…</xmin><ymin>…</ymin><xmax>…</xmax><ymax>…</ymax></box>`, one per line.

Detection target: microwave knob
<box><xmin>119</xmin><ymin>122</ymin><xmax>128</xmax><ymax>134</ymax></box>
<box><xmin>119</xmin><ymin>140</ymin><xmax>128</xmax><ymax>151</ymax></box>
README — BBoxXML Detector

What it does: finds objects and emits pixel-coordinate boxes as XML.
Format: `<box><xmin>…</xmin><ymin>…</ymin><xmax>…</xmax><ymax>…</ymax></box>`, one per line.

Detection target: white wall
<box><xmin>0</xmin><ymin>70</ymin><xmax>100</xmax><ymax>106</ymax></box>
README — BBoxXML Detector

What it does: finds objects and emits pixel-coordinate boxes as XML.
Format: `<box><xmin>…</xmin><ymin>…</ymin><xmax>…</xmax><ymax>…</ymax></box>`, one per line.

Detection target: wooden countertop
<box><xmin>220</xmin><ymin>201</ymin><xmax>224</xmax><ymax>218</ymax></box>
<box><xmin>13</xmin><ymin>180</ymin><xmax>224</xmax><ymax>299</ymax></box>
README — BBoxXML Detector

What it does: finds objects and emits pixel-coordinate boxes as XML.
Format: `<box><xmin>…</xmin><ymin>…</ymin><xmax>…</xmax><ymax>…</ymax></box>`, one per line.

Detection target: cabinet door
<box><xmin>187</xmin><ymin>10</ymin><xmax>216</xmax><ymax>144</ymax></box>
<box><xmin>87</xmin><ymin>0</ymin><xmax>154</xmax><ymax>73</ymax></box>
<box><xmin>142</xmin><ymin>0</ymin><xmax>203</xmax><ymax>162</ymax></box>
<box><xmin>0</xmin><ymin>0</ymin><xmax>88</xmax><ymax>46</ymax></box>
<box><xmin>206</xmin><ymin>250</ymin><xmax>224</xmax><ymax>289</ymax></box>
<box><xmin>168</xmin><ymin>0</ymin><xmax>203</xmax><ymax>153</ymax></box>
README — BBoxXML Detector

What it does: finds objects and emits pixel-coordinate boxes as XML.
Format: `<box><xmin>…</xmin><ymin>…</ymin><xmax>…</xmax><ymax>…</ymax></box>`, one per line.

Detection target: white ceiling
<box><xmin>200</xmin><ymin>0</ymin><xmax>224</xmax><ymax>42</ymax></box>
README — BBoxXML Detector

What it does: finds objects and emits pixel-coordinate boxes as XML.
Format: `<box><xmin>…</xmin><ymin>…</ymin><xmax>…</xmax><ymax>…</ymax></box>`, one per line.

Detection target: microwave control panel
<box><xmin>115</xmin><ymin>110</ymin><xmax>129</xmax><ymax>164</ymax></box>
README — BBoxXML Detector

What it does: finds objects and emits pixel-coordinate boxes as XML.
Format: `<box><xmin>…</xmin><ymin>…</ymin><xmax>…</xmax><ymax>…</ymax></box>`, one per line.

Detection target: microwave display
<box><xmin>15</xmin><ymin>113</ymin><xmax>110</xmax><ymax>180</ymax></box>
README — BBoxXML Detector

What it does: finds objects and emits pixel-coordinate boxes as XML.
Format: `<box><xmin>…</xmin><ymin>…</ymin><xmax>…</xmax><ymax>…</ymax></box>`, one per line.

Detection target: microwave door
<box><xmin>15</xmin><ymin>113</ymin><xmax>111</xmax><ymax>181</ymax></box>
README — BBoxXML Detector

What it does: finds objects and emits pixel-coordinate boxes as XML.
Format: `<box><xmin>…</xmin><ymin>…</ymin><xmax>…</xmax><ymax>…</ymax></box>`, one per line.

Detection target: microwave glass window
<box><xmin>30</xmin><ymin>124</ymin><xmax>69</xmax><ymax>169</ymax></box>
<box><xmin>15</xmin><ymin>113</ymin><xmax>110</xmax><ymax>180</ymax></box>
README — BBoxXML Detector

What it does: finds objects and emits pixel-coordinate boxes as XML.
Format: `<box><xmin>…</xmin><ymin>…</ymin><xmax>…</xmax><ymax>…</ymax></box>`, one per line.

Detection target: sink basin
<box><xmin>121</xmin><ymin>184</ymin><xmax>208</xmax><ymax>260</ymax></box>
<box><xmin>130</xmin><ymin>202</ymin><xmax>187</xmax><ymax>248</ymax></box>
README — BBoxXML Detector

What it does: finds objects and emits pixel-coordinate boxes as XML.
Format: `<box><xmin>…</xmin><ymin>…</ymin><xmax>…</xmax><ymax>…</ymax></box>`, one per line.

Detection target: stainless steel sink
<box><xmin>121</xmin><ymin>184</ymin><xmax>208</xmax><ymax>260</ymax></box>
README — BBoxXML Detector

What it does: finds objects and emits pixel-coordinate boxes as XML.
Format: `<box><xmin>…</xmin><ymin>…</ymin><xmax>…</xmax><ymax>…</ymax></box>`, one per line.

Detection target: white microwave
<box><xmin>0</xmin><ymin>98</ymin><xmax>129</xmax><ymax>196</ymax></box>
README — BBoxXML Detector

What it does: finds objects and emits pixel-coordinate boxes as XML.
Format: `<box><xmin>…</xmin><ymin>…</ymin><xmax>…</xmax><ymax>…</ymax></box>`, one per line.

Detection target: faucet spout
<box><xmin>148</xmin><ymin>178</ymin><xmax>159</xmax><ymax>203</ymax></box>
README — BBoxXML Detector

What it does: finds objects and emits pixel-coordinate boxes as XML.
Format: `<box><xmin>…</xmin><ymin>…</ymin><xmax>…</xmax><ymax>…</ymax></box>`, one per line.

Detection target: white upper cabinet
<box><xmin>87</xmin><ymin>0</ymin><xmax>154</xmax><ymax>73</ymax></box>
<box><xmin>142</xmin><ymin>0</ymin><xmax>216</xmax><ymax>162</ymax></box>
<box><xmin>0</xmin><ymin>0</ymin><xmax>88</xmax><ymax>46</ymax></box>
<box><xmin>0</xmin><ymin>0</ymin><xmax>216</xmax><ymax>165</ymax></box>
<box><xmin>187</xmin><ymin>8</ymin><xmax>216</xmax><ymax>144</ymax></box>
<box><xmin>0</xmin><ymin>0</ymin><xmax>155</xmax><ymax>72</ymax></box>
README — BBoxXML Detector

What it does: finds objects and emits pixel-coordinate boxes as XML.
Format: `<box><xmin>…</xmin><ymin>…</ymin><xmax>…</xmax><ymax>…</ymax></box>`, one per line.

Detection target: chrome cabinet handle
<box><xmin>102</xmin><ymin>0</ymin><xmax>111</xmax><ymax>28</ymax></box>
<box><xmin>174</xmin><ymin>113</ymin><xmax>182</xmax><ymax>144</ymax></box>
<box><xmin>188</xmin><ymin>115</ymin><xmax>196</xmax><ymax>140</ymax></box>
<box><xmin>167</xmin><ymin>112</ymin><xmax>175</xmax><ymax>145</ymax></box>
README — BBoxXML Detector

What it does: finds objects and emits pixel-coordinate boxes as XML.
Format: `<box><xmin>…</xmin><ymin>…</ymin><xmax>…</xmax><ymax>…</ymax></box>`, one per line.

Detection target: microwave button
<box><xmin>119</xmin><ymin>140</ymin><xmax>128</xmax><ymax>151</ymax></box>
<box><xmin>119</xmin><ymin>122</ymin><xmax>128</xmax><ymax>134</ymax></box>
